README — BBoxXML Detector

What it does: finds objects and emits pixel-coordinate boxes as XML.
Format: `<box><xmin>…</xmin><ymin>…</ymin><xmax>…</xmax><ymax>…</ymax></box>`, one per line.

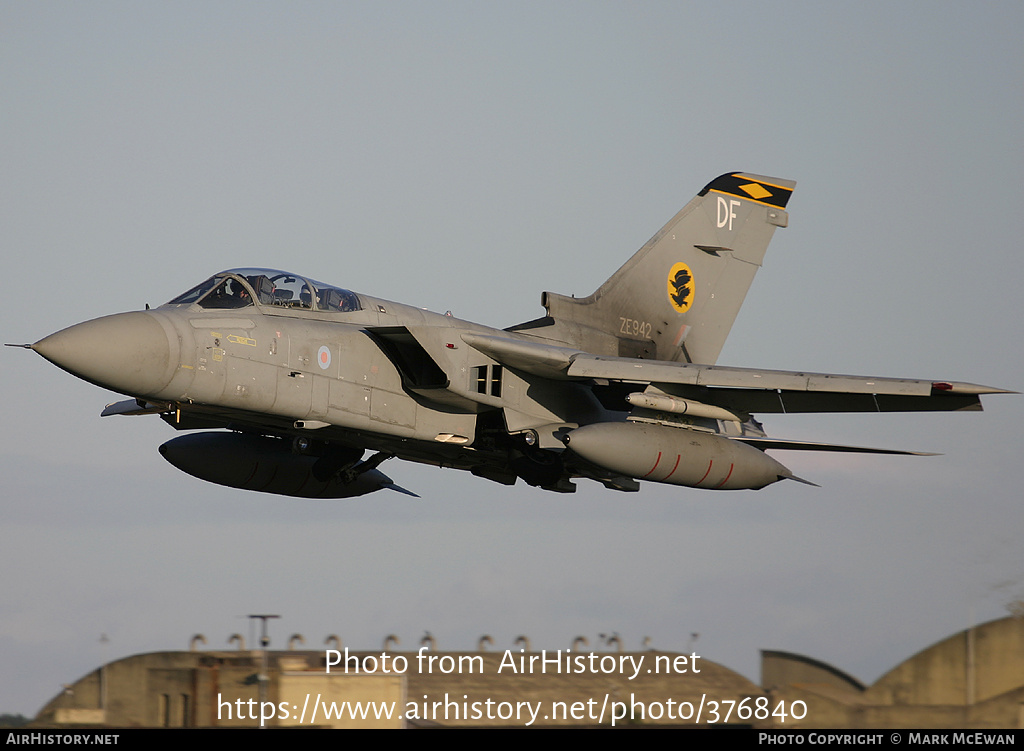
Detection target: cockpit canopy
<box><xmin>166</xmin><ymin>268</ymin><xmax>361</xmax><ymax>313</ymax></box>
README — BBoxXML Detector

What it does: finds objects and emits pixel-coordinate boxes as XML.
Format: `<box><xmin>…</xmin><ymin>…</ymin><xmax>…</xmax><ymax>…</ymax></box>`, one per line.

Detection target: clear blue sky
<box><xmin>2</xmin><ymin>1</ymin><xmax>1022</xmax><ymax>717</ymax></box>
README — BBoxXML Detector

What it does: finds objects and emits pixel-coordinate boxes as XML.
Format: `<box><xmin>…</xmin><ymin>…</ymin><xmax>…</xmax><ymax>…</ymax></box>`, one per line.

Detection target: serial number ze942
<box><xmin>619</xmin><ymin>317</ymin><xmax>653</xmax><ymax>339</ymax></box>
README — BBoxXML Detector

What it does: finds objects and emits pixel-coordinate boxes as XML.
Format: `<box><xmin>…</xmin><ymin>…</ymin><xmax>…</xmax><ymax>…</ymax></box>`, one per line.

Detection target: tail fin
<box><xmin>521</xmin><ymin>172</ymin><xmax>794</xmax><ymax>364</ymax></box>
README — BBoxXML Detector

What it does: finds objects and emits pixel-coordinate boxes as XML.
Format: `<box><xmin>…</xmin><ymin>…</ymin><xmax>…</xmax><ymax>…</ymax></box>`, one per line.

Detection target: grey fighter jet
<box><xmin>20</xmin><ymin>172</ymin><xmax>1013</xmax><ymax>497</ymax></box>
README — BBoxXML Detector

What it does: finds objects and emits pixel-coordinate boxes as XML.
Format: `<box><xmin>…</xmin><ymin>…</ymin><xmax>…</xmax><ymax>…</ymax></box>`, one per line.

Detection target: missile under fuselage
<box><xmin>159</xmin><ymin>432</ymin><xmax>397</xmax><ymax>498</ymax></box>
<box><xmin>564</xmin><ymin>421</ymin><xmax>792</xmax><ymax>490</ymax></box>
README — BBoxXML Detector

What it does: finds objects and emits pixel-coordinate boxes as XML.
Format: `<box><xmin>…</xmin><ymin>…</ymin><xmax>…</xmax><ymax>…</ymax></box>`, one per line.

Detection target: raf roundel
<box><xmin>317</xmin><ymin>345</ymin><xmax>332</xmax><ymax>370</ymax></box>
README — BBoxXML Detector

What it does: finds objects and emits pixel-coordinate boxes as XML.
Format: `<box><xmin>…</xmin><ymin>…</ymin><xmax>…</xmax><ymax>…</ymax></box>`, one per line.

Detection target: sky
<box><xmin>2</xmin><ymin>1</ymin><xmax>1023</xmax><ymax>718</ymax></box>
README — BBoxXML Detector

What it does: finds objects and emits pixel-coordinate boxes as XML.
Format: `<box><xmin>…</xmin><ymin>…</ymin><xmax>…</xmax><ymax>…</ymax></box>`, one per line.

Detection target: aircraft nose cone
<box><xmin>33</xmin><ymin>311</ymin><xmax>178</xmax><ymax>397</ymax></box>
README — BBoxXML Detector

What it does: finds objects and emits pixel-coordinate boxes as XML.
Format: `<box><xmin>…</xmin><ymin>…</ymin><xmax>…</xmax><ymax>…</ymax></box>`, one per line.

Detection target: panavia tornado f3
<box><xmin>18</xmin><ymin>172</ymin><xmax>1013</xmax><ymax>497</ymax></box>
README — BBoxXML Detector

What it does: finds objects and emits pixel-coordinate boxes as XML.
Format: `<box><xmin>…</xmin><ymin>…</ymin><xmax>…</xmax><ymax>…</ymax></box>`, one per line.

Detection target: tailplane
<box><xmin>514</xmin><ymin>172</ymin><xmax>795</xmax><ymax>364</ymax></box>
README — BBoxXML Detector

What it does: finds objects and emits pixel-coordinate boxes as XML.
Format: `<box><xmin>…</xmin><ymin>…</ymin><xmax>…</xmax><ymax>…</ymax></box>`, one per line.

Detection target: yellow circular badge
<box><xmin>667</xmin><ymin>262</ymin><xmax>694</xmax><ymax>313</ymax></box>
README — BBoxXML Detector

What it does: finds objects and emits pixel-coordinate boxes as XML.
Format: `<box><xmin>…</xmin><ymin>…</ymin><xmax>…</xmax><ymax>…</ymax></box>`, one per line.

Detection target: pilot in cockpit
<box><xmin>203</xmin><ymin>278</ymin><xmax>251</xmax><ymax>309</ymax></box>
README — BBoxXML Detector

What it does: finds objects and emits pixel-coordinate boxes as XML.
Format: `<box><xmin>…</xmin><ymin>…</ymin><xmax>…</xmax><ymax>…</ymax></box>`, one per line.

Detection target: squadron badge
<box><xmin>667</xmin><ymin>262</ymin><xmax>694</xmax><ymax>314</ymax></box>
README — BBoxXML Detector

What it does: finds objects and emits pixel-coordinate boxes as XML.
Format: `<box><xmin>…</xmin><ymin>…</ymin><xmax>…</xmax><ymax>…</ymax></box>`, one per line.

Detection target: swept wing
<box><xmin>462</xmin><ymin>332</ymin><xmax>1011</xmax><ymax>416</ymax></box>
